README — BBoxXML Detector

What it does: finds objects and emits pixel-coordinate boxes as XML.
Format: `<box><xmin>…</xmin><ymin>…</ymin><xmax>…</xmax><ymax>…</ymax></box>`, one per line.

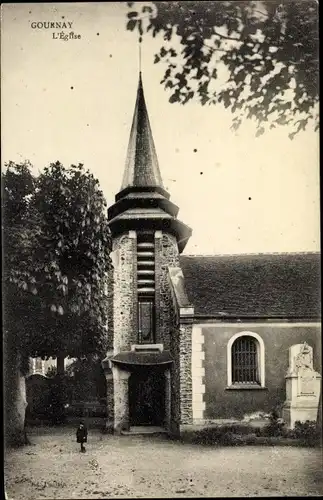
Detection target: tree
<box><xmin>2</xmin><ymin>161</ymin><xmax>111</xmax><ymax>445</ymax></box>
<box><xmin>126</xmin><ymin>0</ymin><xmax>319</xmax><ymax>138</ymax></box>
<box><xmin>29</xmin><ymin>161</ymin><xmax>111</xmax><ymax>367</ymax></box>
<box><xmin>3</xmin><ymin>161</ymin><xmax>37</xmax><ymax>446</ymax></box>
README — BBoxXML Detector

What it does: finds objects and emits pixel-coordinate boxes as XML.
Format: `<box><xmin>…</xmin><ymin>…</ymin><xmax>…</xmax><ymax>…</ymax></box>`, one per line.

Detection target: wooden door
<box><xmin>129</xmin><ymin>368</ymin><xmax>165</xmax><ymax>426</ymax></box>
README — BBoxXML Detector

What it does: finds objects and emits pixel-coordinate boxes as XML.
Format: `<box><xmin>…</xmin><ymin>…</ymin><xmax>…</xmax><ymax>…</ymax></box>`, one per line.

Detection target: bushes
<box><xmin>292</xmin><ymin>420</ymin><xmax>321</xmax><ymax>446</ymax></box>
<box><xmin>183</xmin><ymin>425</ymin><xmax>259</xmax><ymax>446</ymax></box>
<box><xmin>262</xmin><ymin>408</ymin><xmax>286</xmax><ymax>437</ymax></box>
<box><xmin>261</xmin><ymin>408</ymin><xmax>321</xmax><ymax>446</ymax></box>
<box><xmin>181</xmin><ymin>417</ymin><xmax>321</xmax><ymax>447</ymax></box>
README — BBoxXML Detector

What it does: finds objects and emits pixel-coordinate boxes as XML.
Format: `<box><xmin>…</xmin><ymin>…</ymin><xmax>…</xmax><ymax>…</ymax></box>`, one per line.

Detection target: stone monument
<box><xmin>283</xmin><ymin>342</ymin><xmax>321</xmax><ymax>428</ymax></box>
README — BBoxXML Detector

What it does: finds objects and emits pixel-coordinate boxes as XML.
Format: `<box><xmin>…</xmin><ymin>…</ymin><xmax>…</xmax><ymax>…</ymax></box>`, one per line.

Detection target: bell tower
<box><xmin>102</xmin><ymin>72</ymin><xmax>192</xmax><ymax>434</ymax></box>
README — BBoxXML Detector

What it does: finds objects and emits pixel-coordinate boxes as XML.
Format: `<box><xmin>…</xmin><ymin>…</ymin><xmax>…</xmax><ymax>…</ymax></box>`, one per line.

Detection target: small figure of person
<box><xmin>76</xmin><ymin>421</ymin><xmax>88</xmax><ymax>453</ymax></box>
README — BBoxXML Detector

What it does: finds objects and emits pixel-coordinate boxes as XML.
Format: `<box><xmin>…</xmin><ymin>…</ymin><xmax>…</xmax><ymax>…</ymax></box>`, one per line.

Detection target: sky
<box><xmin>1</xmin><ymin>2</ymin><xmax>320</xmax><ymax>255</ymax></box>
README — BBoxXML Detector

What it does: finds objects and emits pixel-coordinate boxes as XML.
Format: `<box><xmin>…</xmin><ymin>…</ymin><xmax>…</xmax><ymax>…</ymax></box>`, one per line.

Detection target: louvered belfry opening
<box><xmin>232</xmin><ymin>336</ymin><xmax>259</xmax><ymax>385</ymax></box>
<box><xmin>137</xmin><ymin>232</ymin><xmax>156</xmax><ymax>344</ymax></box>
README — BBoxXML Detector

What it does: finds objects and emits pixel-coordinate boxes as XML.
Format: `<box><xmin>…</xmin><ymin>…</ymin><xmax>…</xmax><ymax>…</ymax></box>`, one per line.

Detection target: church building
<box><xmin>102</xmin><ymin>73</ymin><xmax>321</xmax><ymax>436</ymax></box>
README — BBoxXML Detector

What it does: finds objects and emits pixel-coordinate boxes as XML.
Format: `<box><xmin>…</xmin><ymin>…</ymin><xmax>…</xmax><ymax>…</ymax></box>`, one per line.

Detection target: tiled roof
<box><xmin>179</xmin><ymin>253</ymin><xmax>321</xmax><ymax>319</ymax></box>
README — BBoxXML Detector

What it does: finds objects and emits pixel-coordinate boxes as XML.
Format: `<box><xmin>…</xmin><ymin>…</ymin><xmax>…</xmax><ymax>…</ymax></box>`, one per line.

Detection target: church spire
<box><xmin>120</xmin><ymin>72</ymin><xmax>164</xmax><ymax>191</ymax></box>
<box><xmin>108</xmin><ymin>61</ymin><xmax>192</xmax><ymax>253</ymax></box>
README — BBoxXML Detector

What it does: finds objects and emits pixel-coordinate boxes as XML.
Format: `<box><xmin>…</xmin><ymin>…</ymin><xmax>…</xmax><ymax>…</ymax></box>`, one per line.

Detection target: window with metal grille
<box><xmin>231</xmin><ymin>336</ymin><xmax>260</xmax><ymax>385</ymax></box>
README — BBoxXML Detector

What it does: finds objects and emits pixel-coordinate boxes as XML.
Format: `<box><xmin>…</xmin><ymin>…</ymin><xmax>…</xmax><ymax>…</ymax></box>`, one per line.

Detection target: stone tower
<box><xmin>102</xmin><ymin>73</ymin><xmax>192</xmax><ymax>435</ymax></box>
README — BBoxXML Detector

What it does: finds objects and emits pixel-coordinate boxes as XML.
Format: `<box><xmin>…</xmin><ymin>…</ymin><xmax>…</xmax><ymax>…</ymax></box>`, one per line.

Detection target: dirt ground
<box><xmin>4</xmin><ymin>426</ymin><xmax>323</xmax><ymax>499</ymax></box>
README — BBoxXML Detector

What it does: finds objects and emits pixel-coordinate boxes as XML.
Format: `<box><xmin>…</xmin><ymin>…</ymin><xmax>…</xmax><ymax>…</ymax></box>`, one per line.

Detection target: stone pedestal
<box><xmin>283</xmin><ymin>342</ymin><xmax>321</xmax><ymax>428</ymax></box>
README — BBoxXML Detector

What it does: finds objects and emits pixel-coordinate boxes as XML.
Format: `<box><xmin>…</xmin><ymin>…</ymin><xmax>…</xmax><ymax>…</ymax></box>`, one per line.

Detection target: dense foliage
<box><xmin>126</xmin><ymin>1</ymin><xmax>319</xmax><ymax>138</ymax></box>
<box><xmin>3</xmin><ymin>161</ymin><xmax>111</xmax><ymax>365</ymax></box>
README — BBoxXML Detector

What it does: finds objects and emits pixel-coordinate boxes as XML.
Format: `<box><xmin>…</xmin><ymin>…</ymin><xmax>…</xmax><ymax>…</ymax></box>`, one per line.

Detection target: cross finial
<box><xmin>139</xmin><ymin>35</ymin><xmax>142</xmax><ymax>74</ymax></box>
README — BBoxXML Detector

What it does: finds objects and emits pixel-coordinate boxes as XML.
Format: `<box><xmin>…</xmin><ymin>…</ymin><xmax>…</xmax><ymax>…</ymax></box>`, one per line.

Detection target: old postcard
<box><xmin>2</xmin><ymin>1</ymin><xmax>321</xmax><ymax>499</ymax></box>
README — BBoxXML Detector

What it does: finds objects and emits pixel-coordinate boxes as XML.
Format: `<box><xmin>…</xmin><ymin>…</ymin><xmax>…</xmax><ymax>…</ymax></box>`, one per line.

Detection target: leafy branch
<box><xmin>125</xmin><ymin>0</ymin><xmax>319</xmax><ymax>137</ymax></box>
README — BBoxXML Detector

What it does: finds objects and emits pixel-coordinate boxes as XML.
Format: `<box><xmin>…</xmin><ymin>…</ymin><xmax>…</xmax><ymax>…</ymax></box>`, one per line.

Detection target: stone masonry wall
<box><xmin>106</xmin><ymin>268</ymin><xmax>114</xmax><ymax>352</ymax></box>
<box><xmin>169</xmin><ymin>312</ymin><xmax>194</xmax><ymax>432</ymax></box>
<box><xmin>155</xmin><ymin>232</ymin><xmax>181</xmax><ymax>434</ymax></box>
<box><xmin>167</xmin><ymin>265</ymin><xmax>194</xmax><ymax>432</ymax></box>
<box><xmin>110</xmin><ymin>231</ymin><xmax>137</xmax><ymax>353</ymax></box>
<box><xmin>179</xmin><ymin>322</ymin><xmax>193</xmax><ymax>425</ymax></box>
<box><xmin>104</xmin><ymin>231</ymin><xmax>137</xmax><ymax>430</ymax></box>
<box><xmin>169</xmin><ymin>304</ymin><xmax>181</xmax><ymax>435</ymax></box>
<box><xmin>155</xmin><ymin>232</ymin><xmax>180</xmax><ymax>349</ymax></box>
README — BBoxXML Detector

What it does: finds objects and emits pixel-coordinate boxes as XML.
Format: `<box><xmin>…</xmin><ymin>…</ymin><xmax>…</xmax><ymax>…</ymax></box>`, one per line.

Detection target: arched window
<box><xmin>232</xmin><ymin>336</ymin><xmax>259</xmax><ymax>384</ymax></box>
<box><xmin>227</xmin><ymin>332</ymin><xmax>265</xmax><ymax>387</ymax></box>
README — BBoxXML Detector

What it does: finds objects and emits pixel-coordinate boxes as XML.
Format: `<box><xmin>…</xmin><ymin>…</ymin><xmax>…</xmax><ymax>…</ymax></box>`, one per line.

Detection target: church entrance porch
<box><xmin>129</xmin><ymin>366</ymin><xmax>165</xmax><ymax>427</ymax></box>
<box><xmin>105</xmin><ymin>350</ymin><xmax>173</xmax><ymax>434</ymax></box>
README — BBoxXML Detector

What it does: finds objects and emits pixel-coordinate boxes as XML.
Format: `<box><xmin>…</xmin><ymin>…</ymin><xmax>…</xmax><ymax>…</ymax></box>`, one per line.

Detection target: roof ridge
<box><xmin>181</xmin><ymin>251</ymin><xmax>320</xmax><ymax>257</ymax></box>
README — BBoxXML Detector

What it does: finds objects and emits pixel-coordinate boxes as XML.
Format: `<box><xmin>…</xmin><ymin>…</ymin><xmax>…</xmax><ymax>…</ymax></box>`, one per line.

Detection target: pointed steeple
<box><xmin>121</xmin><ymin>73</ymin><xmax>164</xmax><ymax>190</ymax></box>
<box><xmin>108</xmin><ymin>71</ymin><xmax>192</xmax><ymax>253</ymax></box>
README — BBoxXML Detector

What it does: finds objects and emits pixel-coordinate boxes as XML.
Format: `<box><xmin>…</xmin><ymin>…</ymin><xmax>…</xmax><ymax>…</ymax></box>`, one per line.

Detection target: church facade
<box><xmin>102</xmin><ymin>74</ymin><xmax>321</xmax><ymax>436</ymax></box>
